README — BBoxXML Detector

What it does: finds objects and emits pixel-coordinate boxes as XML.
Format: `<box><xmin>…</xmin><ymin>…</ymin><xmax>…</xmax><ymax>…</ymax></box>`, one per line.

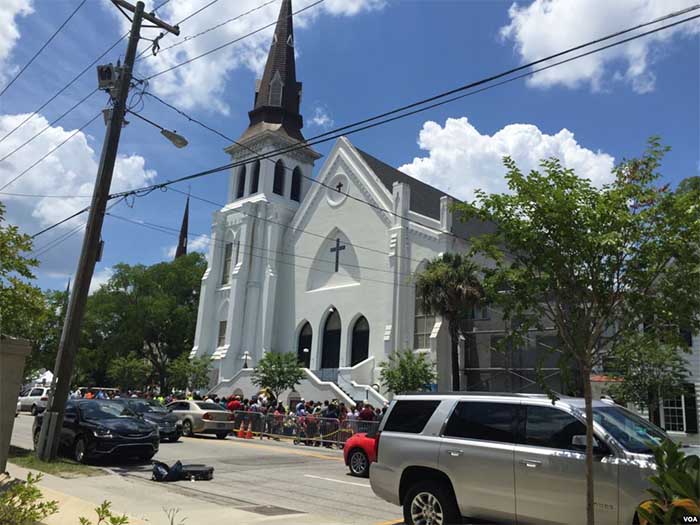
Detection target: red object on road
<box><xmin>343</xmin><ymin>432</ymin><xmax>378</xmax><ymax>478</ymax></box>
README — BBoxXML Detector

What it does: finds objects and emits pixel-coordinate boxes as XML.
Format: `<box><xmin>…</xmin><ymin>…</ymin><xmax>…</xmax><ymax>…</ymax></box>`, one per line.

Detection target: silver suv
<box><xmin>370</xmin><ymin>393</ymin><xmax>698</xmax><ymax>525</ymax></box>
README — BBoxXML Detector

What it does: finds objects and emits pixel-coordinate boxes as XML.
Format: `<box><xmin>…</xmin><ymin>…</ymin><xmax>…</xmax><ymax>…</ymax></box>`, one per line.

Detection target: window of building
<box><xmin>524</xmin><ymin>405</ymin><xmax>587</xmax><ymax>450</ymax></box>
<box><xmin>661</xmin><ymin>395</ymin><xmax>687</xmax><ymax>432</ymax></box>
<box><xmin>350</xmin><ymin>316</ymin><xmax>370</xmax><ymax>366</ymax></box>
<box><xmin>297</xmin><ymin>322</ymin><xmax>312</xmax><ymax>368</ymax></box>
<box><xmin>250</xmin><ymin>160</ymin><xmax>260</xmax><ymax>194</ymax></box>
<box><xmin>469</xmin><ymin>303</ymin><xmax>490</xmax><ymax>320</ymax></box>
<box><xmin>235</xmin><ymin>165</ymin><xmax>246</xmax><ymax>199</ymax></box>
<box><xmin>414</xmin><ymin>293</ymin><xmax>435</xmax><ymax>349</ymax></box>
<box><xmin>269</xmin><ymin>71</ymin><xmax>283</xmax><ymax>107</ymax></box>
<box><xmin>221</xmin><ymin>242</ymin><xmax>233</xmax><ymax>285</ymax></box>
<box><xmin>383</xmin><ymin>400</ymin><xmax>440</xmax><ymax>434</ymax></box>
<box><xmin>290</xmin><ymin>166</ymin><xmax>302</xmax><ymax>202</ymax></box>
<box><xmin>444</xmin><ymin>401</ymin><xmax>517</xmax><ymax>443</ymax></box>
<box><xmin>234</xmin><ymin>240</ymin><xmax>240</xmax><ymax>266</ymax></box>
<box><xmin>273</xmin><ymin>160</ymin><xmax>285</xmax><ymax>195</ymax></box>
<box><xmin>217</xmin><ymin>320</ymin><xmax>227</xmax><ymax>348</ymax></box>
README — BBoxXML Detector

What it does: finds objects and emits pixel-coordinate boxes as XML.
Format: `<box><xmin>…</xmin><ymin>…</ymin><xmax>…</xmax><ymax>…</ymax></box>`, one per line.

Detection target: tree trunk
<box><xmin>449</xmin><ymin>320</ymin><xmax>460</xmax><ymax>391</ymax></box>
<box><xmin>583</xmin><ymin>370</ymin><xmax>595</xmax><ymax>525</ymax></box>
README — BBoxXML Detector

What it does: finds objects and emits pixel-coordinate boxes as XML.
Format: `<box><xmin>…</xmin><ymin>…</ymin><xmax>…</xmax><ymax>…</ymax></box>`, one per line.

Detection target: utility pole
<box><xmin>37</xmin><ymin>0</ymin><xmax>179</xmax><ymax>461</ymax></box>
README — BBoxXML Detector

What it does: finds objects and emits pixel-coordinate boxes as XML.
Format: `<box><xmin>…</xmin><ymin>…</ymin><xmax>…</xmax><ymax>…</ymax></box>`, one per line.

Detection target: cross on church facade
<box><xmin>335</xmin><ymin>181</ymin><xmax>343</xmax><ymax>192</ymax></box>
<box><xmin>330</xmin><ymin>238</ymin><xmax>346</xmax><ymax>272</ymax></box>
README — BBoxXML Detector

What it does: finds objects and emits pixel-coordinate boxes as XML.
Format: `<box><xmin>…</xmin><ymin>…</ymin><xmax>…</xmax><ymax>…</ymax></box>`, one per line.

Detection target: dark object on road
<box><xmin>152</xmin><ymin>460</ymin><xmax>214</xmax><ymax>482</ymax></box>
<box><xmin>33</xmin><ymin>399</ymin><xmax>159</xmax><ymax>464</ymax></box>
<box><xmin>112</xmin><ymin>398</ymin><xmax>182</xmax><ymax>442</ymax></box>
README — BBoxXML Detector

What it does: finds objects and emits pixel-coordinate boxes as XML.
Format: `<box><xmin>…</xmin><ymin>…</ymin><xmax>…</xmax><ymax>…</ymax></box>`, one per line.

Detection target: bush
<box><xmin>0</xmin><ymin>472</ymin><xmax>58</xmax><ymax>525</ymax></box>
<box><xmin>79</xmin><ymin>500</ymin><xmax>129</xmax><ymax>525</ymax></box>
<box><xmin>379</xmin><ymin>349</ymin><xmax>436</xmax><ymax>395</ymax></box>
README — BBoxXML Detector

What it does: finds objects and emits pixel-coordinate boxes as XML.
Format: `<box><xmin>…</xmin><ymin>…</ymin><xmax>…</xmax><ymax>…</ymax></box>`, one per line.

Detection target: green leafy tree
<box><xmin>415</xmin><ymin>253</ymin><xmax>483</xmax><ymax>391</ymax></box>
<box><xmin>107</xmin><ymin>353</ymin><xmax>152</xmax><ymax>391</ymax></box>
<box><xmin>605</xmin><ymin>335</ymin><xmax>688</xmax><ymax>425</ymax></box>
<box><xmin>168</xmin><ymin>355</ymin><xmax>211</xmax><ymax>392</ymax></box>
<box><xmin>0</xmin><ymin>473</ymin><xmax>58</xmax><ymax>525</ymax></box>
<box><xmin>251</xmin><ymin>352</ymin><xmax>304</xmax><ymax>401</ymax></box>
<box><xmin>455</xmin><ymin>139</ymin><xmax>700</xmax><ymax>525</ymax></box>
<box><xmin>0</xmin><ymin>202</ymin><xmax>44</xmax><ymax>341</ymax></box>
<box><xmin>379</xmin><ymin>350</ymin><xmax>436</xmax><ymax>395</ymax></box>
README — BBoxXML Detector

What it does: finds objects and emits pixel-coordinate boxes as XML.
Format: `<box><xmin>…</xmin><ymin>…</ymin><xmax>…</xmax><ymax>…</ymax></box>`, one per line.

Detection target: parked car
<box><xmin>17</xmin><ymin>386</ymin><xmax>50</xmax><ymax>415</ymax></box>
<box><xmin>370</xmin><ymin>393</ymin><xmax>700</xmax><ymax>525</ymax></box>
<box><xmin>33</xmin><ymin>399</ymin><xmax>159</xmax><ymax>464</ymax></box>
<box><xmin>112</xmin><ymin>398</ymin><xmax>182</xmax><ymax>442</ymax></box>
<box><xmin>344</xmin><ymin>431</ymin><xmax>378</xmax><ymax>477</ymax></box>
<box><xmin>166</xmin><ymin>400</ymin><xmax>236</xmax><ymax>439</ymax></box>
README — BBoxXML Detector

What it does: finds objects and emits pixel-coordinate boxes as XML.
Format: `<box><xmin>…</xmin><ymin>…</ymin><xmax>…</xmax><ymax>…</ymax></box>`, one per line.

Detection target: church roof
<box><xmin>355</xmin><ymin>147</ymin><xmax>497</xmax><ymax>238</ymax></box>
<box><xmin>242</xmin><ymin>0</ymin><xmax>305</xmax><ymax>142</ymax></box>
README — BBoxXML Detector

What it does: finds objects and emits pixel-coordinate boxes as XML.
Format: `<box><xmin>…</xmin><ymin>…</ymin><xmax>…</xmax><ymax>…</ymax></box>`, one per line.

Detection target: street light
<box><xmin>126</xmin><ymin>109</ymin><xmax>188</xmax><ymax>148</ymax></box>
<box><xmin>241</xmin><ymin>351</ymin><xmax>251</xmax><ymax>369</ymax></box>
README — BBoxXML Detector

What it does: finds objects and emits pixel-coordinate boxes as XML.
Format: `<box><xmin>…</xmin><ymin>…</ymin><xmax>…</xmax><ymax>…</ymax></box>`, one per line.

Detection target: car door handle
<box><xmin>520</xmin><ymin>459</ymin><xmax>542</xmax><ymax>468</ymax></box>
<box><xmin>446</xmin><ymin>449</ymin><xmax>463</xmax><ymax>457</ymax></box>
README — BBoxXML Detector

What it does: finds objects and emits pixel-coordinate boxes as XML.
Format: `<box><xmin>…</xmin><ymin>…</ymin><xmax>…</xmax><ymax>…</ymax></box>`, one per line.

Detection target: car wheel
<box><xmin>216</xmin><ymin>432</ymin><xmax>228</xmax><ymax>440</ymax></box>
<box><xmin>403</xmin><ymin>480</ymin><xmax>460</xmax><ymax>525</ymax></box>
<box><xmin>168</xmin><ymin>435</ymin><xmax>180</xmax><ymax>443</ymax></box>
<box><xmin>348</xmin><ymin>449</ymin><xmax>369</xmax><ymax>477</ymax></box>
<box><xmin>31</xmin><ymin>404</ymin><xmax>38</xmax><ymax>416</ymax></box>
<box><xmin>182</xmin><ymin>420</ymin><xmax>193</xmax><ymax>437</ymax></box>
<box><xmin>74</xmin><ymin>437</ymin><xmax>88</xmax><ymax>464</ymax></box>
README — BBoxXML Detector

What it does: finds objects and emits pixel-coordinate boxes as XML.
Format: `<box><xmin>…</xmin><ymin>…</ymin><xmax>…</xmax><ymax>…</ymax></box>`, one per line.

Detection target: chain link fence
<box><xmin>229</xmin><ymin>410</ymin><xmax>380</xmax><ymax>447</ymax></box>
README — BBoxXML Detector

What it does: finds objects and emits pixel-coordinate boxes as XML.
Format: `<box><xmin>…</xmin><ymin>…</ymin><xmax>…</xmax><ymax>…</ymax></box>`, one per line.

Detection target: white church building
<box><xmin>191</xmin><ymin>0</ymin><xmax>565</xmax><ymax>405</ymax></box>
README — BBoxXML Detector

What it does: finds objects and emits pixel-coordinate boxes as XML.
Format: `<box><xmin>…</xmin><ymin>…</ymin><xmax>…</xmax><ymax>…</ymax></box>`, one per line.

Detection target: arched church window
<box><xmin>221</xmin><ymin>242</ymin><xmax>233</xmax><ymax>285</ymax></box>
<box><xmin>269</xmin><ymin>71</ymin><xmax>283</xmax><ymax>107</ymax></box>
<box><xmin>321</xmin><ymin>309</ymin><xmax>341</xmax><ymax>369</ymax></box>
<box><xmin>414</xmin><ymin>290</ymin><xmax>435</xmax><ymax>349</ymax></box>
<box><xmin>350</xmin><ymin>316</ymin><xmax>369</xmax><ymax>366</ymax></box>
<box><xmin>290</xmin><ymin>166</ymin><xmax>302</xmax><ymax>202</ymax></box>
<box><xmin>297</xmin><ymin>322</ymin><xmax>312</xmax><ymax>368</ymax></box>
<box><xmin>250</xmin><ymin>160</ymin><xmax>260</xmax><ymax>194</ymax></box>
<box><xmin>273</xmin><ymin>160</ymin><xmax>285</xmax><ymax>195</ymax></box>
<box><xmin>236</xmin><ymin>165</ymin><xmax>246</xmax><ymax>199</ymax></box>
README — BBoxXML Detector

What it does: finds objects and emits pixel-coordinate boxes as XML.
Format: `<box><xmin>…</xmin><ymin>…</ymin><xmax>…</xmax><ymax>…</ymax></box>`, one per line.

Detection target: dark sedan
<box><xmin>112</xmin><ymin>398</ymin><xmax>182</xmax><ymax>442</ymax></box>
<box><xmin>33</xmin><ymin>399</ymin><xmax>159</xmax><ymax>464</ymax></box>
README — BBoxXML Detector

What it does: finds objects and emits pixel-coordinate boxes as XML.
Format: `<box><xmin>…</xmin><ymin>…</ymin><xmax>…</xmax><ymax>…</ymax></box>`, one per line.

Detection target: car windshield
<box><xmin>130</xmin><ymin>400</ymin><xmax>167</xmax><ymax>414</ymax></box>
<box><xmin>80</xmin><ymin>401</ymin><xmax>136</xmax><ymax>420</ymax></box>
<box><xmin>592</xmin><ymin>405</ymin><xmax>668</xmax><ymax>454</ymax></box>
<box><xmin>196</xmin><ymin>402</ymin><xmax>221</xmax><ymax>411</ymax></box>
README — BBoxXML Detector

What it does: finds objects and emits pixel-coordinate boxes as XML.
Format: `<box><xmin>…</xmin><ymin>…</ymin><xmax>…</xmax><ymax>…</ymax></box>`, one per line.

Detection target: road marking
<box><xmin>374</xmin><ymin>521</ymin><xmax>402</xmax><ymax>525</ymax></box>
<box><xmin>303</xmin><ymin>474</ymin><xmax>370</xmax><ymax>488</ymax></box>
<box><xmin>181</xmin><ymin>436</ymin><xmax>343</xmax><ymax>462</ymax></box>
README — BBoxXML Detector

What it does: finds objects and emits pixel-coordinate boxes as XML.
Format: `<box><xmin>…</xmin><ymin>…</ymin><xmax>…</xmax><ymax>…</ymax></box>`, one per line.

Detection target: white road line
<box><xmin>303</xmin><ymin>474</ymin><xmax>371</xmax><ymax>488</ymax></box>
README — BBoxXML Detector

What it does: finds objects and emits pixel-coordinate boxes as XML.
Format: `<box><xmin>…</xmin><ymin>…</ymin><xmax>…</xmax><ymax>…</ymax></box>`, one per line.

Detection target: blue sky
<box><xmin>0</xmin><ymin>0</ymin><xmax>698</xmax><ymax>291</ymax></box>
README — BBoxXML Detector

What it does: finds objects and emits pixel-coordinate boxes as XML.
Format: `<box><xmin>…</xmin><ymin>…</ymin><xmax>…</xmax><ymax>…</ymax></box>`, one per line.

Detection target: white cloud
<box><xmin>0</xmin><ymin>0</ymin><xmax>34</xmax><ymax>87</ymax></box>
<box><xmin>110</xmin><ymin>0</ymin><xmax>384</xmax><ymax>113</ymax></box>
<box><xmin>89</xmin><ymin>267</ymin><xmax>113</xmax><ymax>294</ymax></box>
<box><xmin>398</xmin><ymin>117</ymin><xmax>615</xmax><ymax>201</ymax></box>
<box><xmin>309</xmin><ymin>105</ymin><xmax>334</xmax><ymax>129</ymax></box>
<box><xmin>500</xmin><ymin>0</ymin><xmax>700</xmax><ymax>93</ymax></box>
<box><xmin>0</xmin><ymin>113</ymin><xmax>156</xmax><ymax>275</ymax></box>
<box><xmin>165</xmin><ymin>233</ymin><xmax>210</xmax><ymax>259</ymax></box>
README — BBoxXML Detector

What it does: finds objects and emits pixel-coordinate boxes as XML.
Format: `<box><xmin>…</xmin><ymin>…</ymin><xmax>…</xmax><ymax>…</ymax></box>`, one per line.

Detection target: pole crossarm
<box><xmin>111</xmin><ymin>0</ymin><xmax>180</xmax><ymax>35</ymax></box>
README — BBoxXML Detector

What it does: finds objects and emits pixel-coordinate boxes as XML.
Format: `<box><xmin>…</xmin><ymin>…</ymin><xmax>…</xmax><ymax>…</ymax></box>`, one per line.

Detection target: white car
<box><xmin>17</xmin><ymin>387</ymin><xmax>50</xmax><ymax>415</ymax></box>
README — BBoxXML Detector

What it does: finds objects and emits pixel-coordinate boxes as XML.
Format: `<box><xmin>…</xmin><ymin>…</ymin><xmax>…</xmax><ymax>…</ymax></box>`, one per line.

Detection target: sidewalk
<box><xmin>5</xmin><ymin>462</ymin><xmax>348</xmax><ymax>525</ymax></box>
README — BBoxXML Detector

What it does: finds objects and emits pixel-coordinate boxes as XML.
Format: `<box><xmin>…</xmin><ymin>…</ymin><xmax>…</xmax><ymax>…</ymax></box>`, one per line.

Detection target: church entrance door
<box><xmin>321</xmin><ymin>310</ymin><xmax>341</xmax><ymax>370</ymax></box>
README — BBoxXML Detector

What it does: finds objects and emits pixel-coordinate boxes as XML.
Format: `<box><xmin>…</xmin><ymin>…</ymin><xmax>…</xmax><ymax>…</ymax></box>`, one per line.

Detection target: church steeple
<box><xmin>242</xmin><ymin>0</ymin><xmax>304</xmax><ymax>142</ymax></box>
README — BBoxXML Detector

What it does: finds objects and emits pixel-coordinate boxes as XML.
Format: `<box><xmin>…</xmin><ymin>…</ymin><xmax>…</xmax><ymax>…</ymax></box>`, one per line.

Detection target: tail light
<box><xmin>202</xmin><ymin>413</ymin><xmax>212</xmax><ymax>420</ymax></box>
<box><xmin>227</xmin><ymin>413</ymin><xmax>235</xmax><ymax>421</ymax></box>
<box><xmin>40</xmin><ymin>397</ymin><xmax>48</xmax><ymax>401</ymax></box>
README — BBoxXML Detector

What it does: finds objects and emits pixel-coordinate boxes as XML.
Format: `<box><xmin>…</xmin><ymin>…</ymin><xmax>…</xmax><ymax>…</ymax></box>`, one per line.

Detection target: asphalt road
<box><xmin>11</xmin><ymin>413</ymin><xmax>403</xmax><ymax>525</ymax></box>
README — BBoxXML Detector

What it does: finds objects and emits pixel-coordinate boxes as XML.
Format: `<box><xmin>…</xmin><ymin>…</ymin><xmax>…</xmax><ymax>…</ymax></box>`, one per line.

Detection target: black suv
<box><xmin>33</xmin><ymin>399</ymin><xmax>160</xmax><ymax>463</ymax></box>
<box><xmin>112</xmin><ymin>398</ymin><xmax>182</xmax><ymax>442</ymax></box>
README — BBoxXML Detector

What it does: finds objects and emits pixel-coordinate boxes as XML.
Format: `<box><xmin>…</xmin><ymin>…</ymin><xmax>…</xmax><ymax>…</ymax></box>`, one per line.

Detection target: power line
<box><xmin>144</xmin><ymin>0</ymin><xmax>325</xmax><ymax>81</ymax></box>
<box><xmin>31</xmin><ymin>206</ymin><xmax>90</xmax><ymax>238</ymax></box>
<box><xmin>108</xmin><ymin>211</ymin><xmax>417</xmax><ymax>289</ymax></box>
<box><xmin>0</xmin><ymin>111</ymin><xmax>102</xmax><ymax>192</ymax></box>
<box><xmin>0</xmin><ymin>0</ymin><xmax>88</xmax><ymax>99</ymax></box>
<box><xmin>110</xmin><ymin>8</ymin><xmax>700</xmax><ymax>221</ymax></box>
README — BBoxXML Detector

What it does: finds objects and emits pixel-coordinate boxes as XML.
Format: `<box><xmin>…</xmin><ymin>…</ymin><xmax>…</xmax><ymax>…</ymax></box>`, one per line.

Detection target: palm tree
<box><xmin>415</xmin><ymin>253</ymin><xmax>483</xmax><ymax>391</ymax></box>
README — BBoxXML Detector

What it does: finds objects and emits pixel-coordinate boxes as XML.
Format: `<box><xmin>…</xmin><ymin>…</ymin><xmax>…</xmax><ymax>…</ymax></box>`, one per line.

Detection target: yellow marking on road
<box><xmin>374</xmin><ymin>520</ymin><xmax>403</xmax><ymax>525</ymax></box>
<box><xmin>181</xmin><ymin>436</ymin><xmax>343</xmax><ymax>462</ymax></box>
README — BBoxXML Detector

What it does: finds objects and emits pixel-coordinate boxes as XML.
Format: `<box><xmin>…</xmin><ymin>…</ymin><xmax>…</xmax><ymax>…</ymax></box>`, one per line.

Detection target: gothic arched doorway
<box><xmin>297</xmin><ymin>322</ymin><xmax>312</xmax><ymax>368</ymax></box>
<box><xmin>350</xmin><ymin>316</ymin><xmax>369</xmax><ymax>366</ymax></box>
<box><xmin>321</xmin><ymin>309</ymin><xmax>341</xmax><ymax>369</ymax></box>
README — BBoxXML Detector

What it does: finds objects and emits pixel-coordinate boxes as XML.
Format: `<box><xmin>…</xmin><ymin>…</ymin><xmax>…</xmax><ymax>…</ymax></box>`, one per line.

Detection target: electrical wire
<box><xmin>0</xmin><ymin>0</ymin><xmax>88</xmax><ymax>98</ymax></box>
<box><xmin>31</xmin><ymin>206</ymin><xmax>90</xmax><ymax>238</ymax></box>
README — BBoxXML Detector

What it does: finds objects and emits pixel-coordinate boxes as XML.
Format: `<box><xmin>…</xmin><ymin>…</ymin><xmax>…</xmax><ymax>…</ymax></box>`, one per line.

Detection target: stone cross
<box><xmin>330</xmin><ymin>238</ymin><xmax>346</xmax><ymax>272</ymax></box>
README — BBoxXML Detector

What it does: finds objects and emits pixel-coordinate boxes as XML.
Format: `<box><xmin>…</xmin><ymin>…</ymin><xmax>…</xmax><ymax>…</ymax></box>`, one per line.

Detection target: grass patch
<box><xmin>8</xmin><ymin>446</ymin><xmax>104</xmax><ymax>478</ymax></box>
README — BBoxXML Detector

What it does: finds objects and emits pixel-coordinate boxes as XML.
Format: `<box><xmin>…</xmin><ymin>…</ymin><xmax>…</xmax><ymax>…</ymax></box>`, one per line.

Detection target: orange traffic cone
<box><xmin>237</xmin><ymin>424</ymin><xmax>245</xmax><ymax>438</ymax></box>
<box><xmin>245</xmin><ymin>423</ymin><xmax>253</xmax><ymax>439</ymax></box>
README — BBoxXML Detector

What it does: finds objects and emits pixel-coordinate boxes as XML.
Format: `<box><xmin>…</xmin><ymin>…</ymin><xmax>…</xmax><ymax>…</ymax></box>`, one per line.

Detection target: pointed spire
<box><xmin>175</xmin><ymin>195</ymin><xmax>189</xmax><ymax>259</ymax></box>
<box><xmin>243</xmin><ymin>0</ymin><xmax>304</xmax><ymax>142</ymax></box>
